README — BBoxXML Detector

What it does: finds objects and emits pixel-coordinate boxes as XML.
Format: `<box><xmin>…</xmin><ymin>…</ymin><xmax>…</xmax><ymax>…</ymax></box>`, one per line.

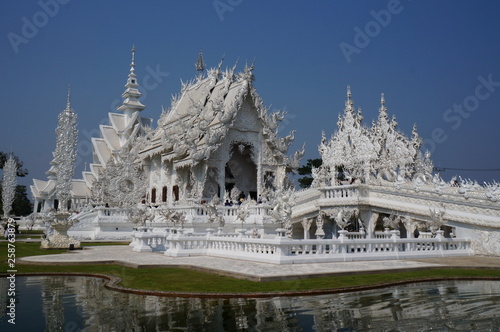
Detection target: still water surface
<box><xmin>1</xmin><ymin>276</ymin><xmax>500</xmax><ymax>331</ymax></box>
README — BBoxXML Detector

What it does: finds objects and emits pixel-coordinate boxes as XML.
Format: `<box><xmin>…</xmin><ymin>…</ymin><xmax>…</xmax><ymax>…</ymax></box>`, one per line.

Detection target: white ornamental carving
<box><xmin>54</xmin><ymin>93</ymin><xmax>78</xmax><ymax>211</ymax></box>
<box><xmin>92</xmin><ymin>147</ymin><xmax>147</xmax><ymax>208</ymax></box>
<box><xmin>316</xmin><ymin>87</ymin><xmax>432</xmax><ymax>186</ymax></box>
<box><xmin>2</xmin><ymin>155</ymin><xmax>17</xmax><ymax>217</ymax></box>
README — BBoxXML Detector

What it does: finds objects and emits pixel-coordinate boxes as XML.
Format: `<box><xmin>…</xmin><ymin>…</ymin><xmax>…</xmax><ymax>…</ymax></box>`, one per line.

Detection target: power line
<box><xmin>434</xmin><ymin>167</ymin><xmax>500</xmax><ymax>172</ymax></box>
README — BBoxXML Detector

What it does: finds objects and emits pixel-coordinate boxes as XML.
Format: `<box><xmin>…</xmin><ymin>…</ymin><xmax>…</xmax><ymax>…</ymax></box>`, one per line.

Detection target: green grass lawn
<box><xmin>2</xmin><ymin>241</ymin><xmax>500</xmax><ymax>294</ymax></box>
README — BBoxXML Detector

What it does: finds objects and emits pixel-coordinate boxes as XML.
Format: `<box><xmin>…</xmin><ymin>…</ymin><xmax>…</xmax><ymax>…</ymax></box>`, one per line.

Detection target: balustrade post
<box><xmin>435</xmin><ymin>230</ymin><xmax>444</xmax><ymax>250</ymax></box>
<box><xmin>133</xmin><ymin>232</ymin><xmax>153</xmax><ymax>252</ymax></box>
<box><xmin>338</xmin><ymin>229</ymin><xmax>348</xmax><ymax>240</ymax></box>
<box><xmin>390</xmin><ymin>230</ymin><xmax>400</xmax><ymax>240</ymax></box>
<box><xmin>390</xmin><ymin>230</ymin><xmax>400</xmax><ymax>253</ymax></box>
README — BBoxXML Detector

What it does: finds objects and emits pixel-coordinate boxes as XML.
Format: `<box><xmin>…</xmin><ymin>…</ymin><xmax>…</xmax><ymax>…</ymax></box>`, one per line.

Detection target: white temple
<box><xmin>30</xmin><ymin>49</ymin><xmax>500</xmax><ymax>263</ymax></box>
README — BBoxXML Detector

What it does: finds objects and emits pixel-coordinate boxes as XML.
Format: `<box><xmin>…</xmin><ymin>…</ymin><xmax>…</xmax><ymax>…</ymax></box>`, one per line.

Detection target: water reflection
<box><xmin>1</xmin><ymin>276</ymin><xmax>500</xmax><ymax>331</ymax></box>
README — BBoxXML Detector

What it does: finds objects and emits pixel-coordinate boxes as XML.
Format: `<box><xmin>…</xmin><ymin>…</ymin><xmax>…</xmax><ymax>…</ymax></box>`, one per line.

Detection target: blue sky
<box><xmin>2</xmin><ymin>0</ymin><xmax>500</xmax><ymax>196</ymax></box>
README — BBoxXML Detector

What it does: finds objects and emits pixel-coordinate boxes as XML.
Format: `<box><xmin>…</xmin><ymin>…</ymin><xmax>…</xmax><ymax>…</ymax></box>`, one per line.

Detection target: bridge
<box><xmin>291</xmin><ymin>182</ymin><xmax>500</xmax><ymax>256</ymax></box>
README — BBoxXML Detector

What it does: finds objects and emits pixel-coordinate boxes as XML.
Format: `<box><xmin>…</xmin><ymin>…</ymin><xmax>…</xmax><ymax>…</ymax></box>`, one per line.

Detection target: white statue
<box><xmin>236</xmin><ymin>200</ymin><xmax>250</xmax><ymax>229</ymax></box>
<box><xmin>334</xmin><ymin>209</ymin><xmax>351</xmax><ymax>230</ymax></box>
<box><xmin>428</xmin><ymin>205</ymin><xmax>446</xmax><ymax>233</ymax></box>
<box><xmin>271</xmin><ymin>188</ymin><xmax>295</xmax><ymax>237</ymax></box>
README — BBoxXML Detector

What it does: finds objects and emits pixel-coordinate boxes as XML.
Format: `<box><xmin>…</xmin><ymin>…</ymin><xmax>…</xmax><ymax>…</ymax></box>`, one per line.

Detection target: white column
<box><xmin>365</xmin><ymin>211</ymin><xmax>379</xmax><ymax>239</ymax></box>
<box><xmin>404</xmin><ymin>217</ymin><xmax>415</xmax><ymax>238</ymax></box>
<box><xmin>218</xmin><ymin>159</ymin><xmax>226</xmax><ymax>201</ymax></box>
<box><xmin>301</xmin><ymin>218</ymin><xmax>312</xmax><ymax>239</ymax></box>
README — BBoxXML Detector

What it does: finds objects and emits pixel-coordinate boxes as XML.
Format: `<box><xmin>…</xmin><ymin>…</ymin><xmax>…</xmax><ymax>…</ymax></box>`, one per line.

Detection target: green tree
<box><xmin>14</xmin><ymin>185</ymin><xmax>33</xmax><ymax>216</ymax></box>
<box><xmin>297</xmin><ymin>158</ymin><xmax>323</xmax><ymax>188</ymax></box>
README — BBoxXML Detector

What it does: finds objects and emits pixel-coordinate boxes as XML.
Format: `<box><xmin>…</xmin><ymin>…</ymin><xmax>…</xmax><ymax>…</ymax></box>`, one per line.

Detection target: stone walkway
<box><xmin>19</xmin><ymin>246</ymin><xmax>500</xmax><ymax>281</ymax></box>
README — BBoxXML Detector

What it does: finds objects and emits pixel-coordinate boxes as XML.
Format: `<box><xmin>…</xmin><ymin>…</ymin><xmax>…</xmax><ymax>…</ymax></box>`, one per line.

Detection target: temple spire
<box><xmin>126</xmin><ymin>45</ymin><xmax>138</xmax><ymax>88</ymax></box>
<box><xmin>345</xmin><ymin>85</ymin><xmax>354</xmax><ymax>109</ymax></box>
<box><xmin>117</xmin><ymin>46</ymin><xmax>145</xmax><ymax>114</ymax></box>
<box><xmin>66</xmin><ymin>84</ymin><xmax>71</xmax><ymax>109</ymax></box>
<box><xmin>378</xmin><ymin>93</ymin><xmax>388</xmax><ymax>118</ymax></box>
<box><xmin>195</xmin><ymin>49</ymin><xmax>205</xmax><ymax>78</ymax></box>
<box><xmin>131</xmin><ymin>45</ymin><xmax>136</xmax><ymax>66</ymax></box>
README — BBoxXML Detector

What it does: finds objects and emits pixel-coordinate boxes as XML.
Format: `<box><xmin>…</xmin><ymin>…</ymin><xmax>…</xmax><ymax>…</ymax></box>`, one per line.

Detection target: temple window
<box><xmin>162</xmin><ymin>186</ymin><xmax>167</xmax><ymax>202</ymax></box>
<box><xmin>151</xmin><ymin>188</ymin><xmax>156</xmax><ymax>203</ymax></box>
<box><xmin>173</xmin><ymin>185</ymin><xmax>179</xmax><ymax>201</ymax></box>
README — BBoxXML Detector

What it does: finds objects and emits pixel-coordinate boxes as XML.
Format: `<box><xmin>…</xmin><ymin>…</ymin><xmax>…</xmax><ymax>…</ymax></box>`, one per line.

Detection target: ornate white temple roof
<box><xmin>70</xmin><ymin>179</ymin><xmax>91</xmax><ymax>197</ymax></box>
<box><xmin>100</xmin><ymin>125</ymin><xmax>121</xmax><ymax>151</ymax></box>
<box><xmin>30</xmin><ymin>178</ymin><xmax>90</xmax><ymax>199</ymax></box>
<box><xmin>108</xmin><ymin>113</ymin><xmax>126</xmax><ymax>132</ymax></box>
<box><xmin>140</xmin><ymin>58</ymin><xmax>300</xmax><ymax>169</ymax></box>
<box><xmin>91</xmin><ymin>138</ymin><xmax>112</xmax><ymax>167</ymax></box>
<box><xmin>82</xmin><ymin>171</ymin><xmax>96</xmax><ymax>188</ymax></box>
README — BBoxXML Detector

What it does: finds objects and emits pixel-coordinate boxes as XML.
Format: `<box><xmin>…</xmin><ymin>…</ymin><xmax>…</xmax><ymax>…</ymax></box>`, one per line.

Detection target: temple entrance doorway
<box><xmin>225</xmin><ymin>143</ymin><xmax>257</xmax><ymax>200</ymax></box>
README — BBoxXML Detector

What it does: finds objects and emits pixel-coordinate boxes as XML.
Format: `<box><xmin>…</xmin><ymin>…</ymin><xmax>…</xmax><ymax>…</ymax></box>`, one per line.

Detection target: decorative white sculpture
<box><xmin>2</xmin><ymin>155</ymin><xmax>17</xmax><ymax>218</ymax></box>
<box><xmin>40</xmin><ymin>210</ymin><xmax>80</xmax><ymax>249</ymax></box>
<box><xmin>315</xmin><ymin>211</ymin><xmax>326</xmax><ymax>239</ymax></box>
<box><xmin>316</xmin><ymin>87</ymin><xmax>431</xmax><ymax>186</ymax></box>
<box><xmin>236</xmin><ymin>200</ymin><xmax>250</xmax><ymax>229</ymax></box>
<box><xmin>271</xmin><ymin>188</ymin><xmax>295</xmax><ymax>237</ymax></box>
<box><xmin>92</xmin><ymin>144</ymin><xmax>148</xmax><ymax>208</ymax></box>
<box><xmin>330</xmin><ymin>208</ymin><xmax>357</xmax><ymax>230</ymax></box>
<box><xmin>158</xmin><ymin>206</ymin><xmax>186</xmax><ymax>228</ymax></box>
<box><xmin>383</xmin><ymin>214</ymin><xmax>402</xmax><ymax>230</ymax></box>
<box><xmin>428</xmin><ymin>205</ymin><xmax>446</xmax><ymax>234</ymax></box>
<box><xmin>53</xmin><ymin>88</ymin><xmax>78</xmax><ymax>211</ymax></box>
<box><xmin>128</xmin><ymin>206</ymin><xmax>154</xmax><ymax>226</ymax></box>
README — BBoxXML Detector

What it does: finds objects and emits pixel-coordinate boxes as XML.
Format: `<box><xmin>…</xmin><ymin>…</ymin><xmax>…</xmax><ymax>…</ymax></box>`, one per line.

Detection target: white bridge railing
<box><xmin>130</xmin><ymin>228</ymin><xmax>473</xmax><ymax>264</ymax></box>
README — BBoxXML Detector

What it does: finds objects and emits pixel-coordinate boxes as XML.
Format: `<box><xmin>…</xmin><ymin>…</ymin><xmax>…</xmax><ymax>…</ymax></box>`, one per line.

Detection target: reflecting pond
<box><xmin>1</xmin><ymin>276</ymin><xmax>500</xmax><ymax>331</ymax></box>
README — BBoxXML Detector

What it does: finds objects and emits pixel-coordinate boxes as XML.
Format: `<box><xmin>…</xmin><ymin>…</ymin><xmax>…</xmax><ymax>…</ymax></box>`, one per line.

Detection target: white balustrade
<box><xmin>321</xmin><ymin>185</ymin><xmax>359</xmax><ymax>200</ymax></box>
<box><xmin>129</xmin><ymin>228</ymin><xmax>473</xmax><ymax>264</ymax></box>
<box><xmin>346</xmin><ymin>231</ymin><xmax>366</xmax><ymax>239</ymax></box>
<box><xmin>188</xmin><ymin>205</ymin><xmax>272</xmax><ymax>217</ymax></box>
<box><xmin>374</xmin><ymin>231</ymin><xmax>392</xmax><ymax>239</ymax></box>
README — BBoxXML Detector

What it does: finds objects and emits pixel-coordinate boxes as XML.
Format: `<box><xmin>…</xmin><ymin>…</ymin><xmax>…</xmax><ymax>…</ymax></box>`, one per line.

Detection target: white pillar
<box><xmin>364</xmin><ymin>211</ymin><xmax>379</xmax><ymax>239</ymax></box>
<box><xmin>218</xmin><ymin>160</ymin><xmax>225</xmax><ymax>201</ymax></box>
<box><xmin>404</xmin><ymin>217</ymin><xmax>415</xmax><ymax>238</ymax></box>
<box><xmin>34</xmin><ymin>198</ymin><xmax>40</xmax><ymax>213</ymax></box>
<box><xmin>301</xmin><ymin>218</ymin><xmax>312</xmax><ymax>239</ymax></box>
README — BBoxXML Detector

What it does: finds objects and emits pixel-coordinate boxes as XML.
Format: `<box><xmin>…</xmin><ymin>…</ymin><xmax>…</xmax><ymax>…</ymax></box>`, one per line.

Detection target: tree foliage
<box><xmin>297</xmin><ymin>158</ymin><xmax>323</xmax><ymax>188</ymax></box>
<box><xmin>0</xmin><ymin>185</ymin><xmax>33</xmax><ymax>217</ymax></box>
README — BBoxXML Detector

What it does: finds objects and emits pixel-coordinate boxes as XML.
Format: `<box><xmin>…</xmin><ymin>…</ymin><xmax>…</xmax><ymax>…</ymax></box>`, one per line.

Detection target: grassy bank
<box><xmin>2</xmin><ymin>242</ymin><xmax>500</xmax><ymax>294</ymax></box>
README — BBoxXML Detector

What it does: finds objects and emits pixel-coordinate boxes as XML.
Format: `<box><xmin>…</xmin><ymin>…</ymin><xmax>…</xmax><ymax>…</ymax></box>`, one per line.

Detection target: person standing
<box><xmin>3</xmin><ymin>220</ymin><xmax>10</xmax><ymax>238</ymax></box>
